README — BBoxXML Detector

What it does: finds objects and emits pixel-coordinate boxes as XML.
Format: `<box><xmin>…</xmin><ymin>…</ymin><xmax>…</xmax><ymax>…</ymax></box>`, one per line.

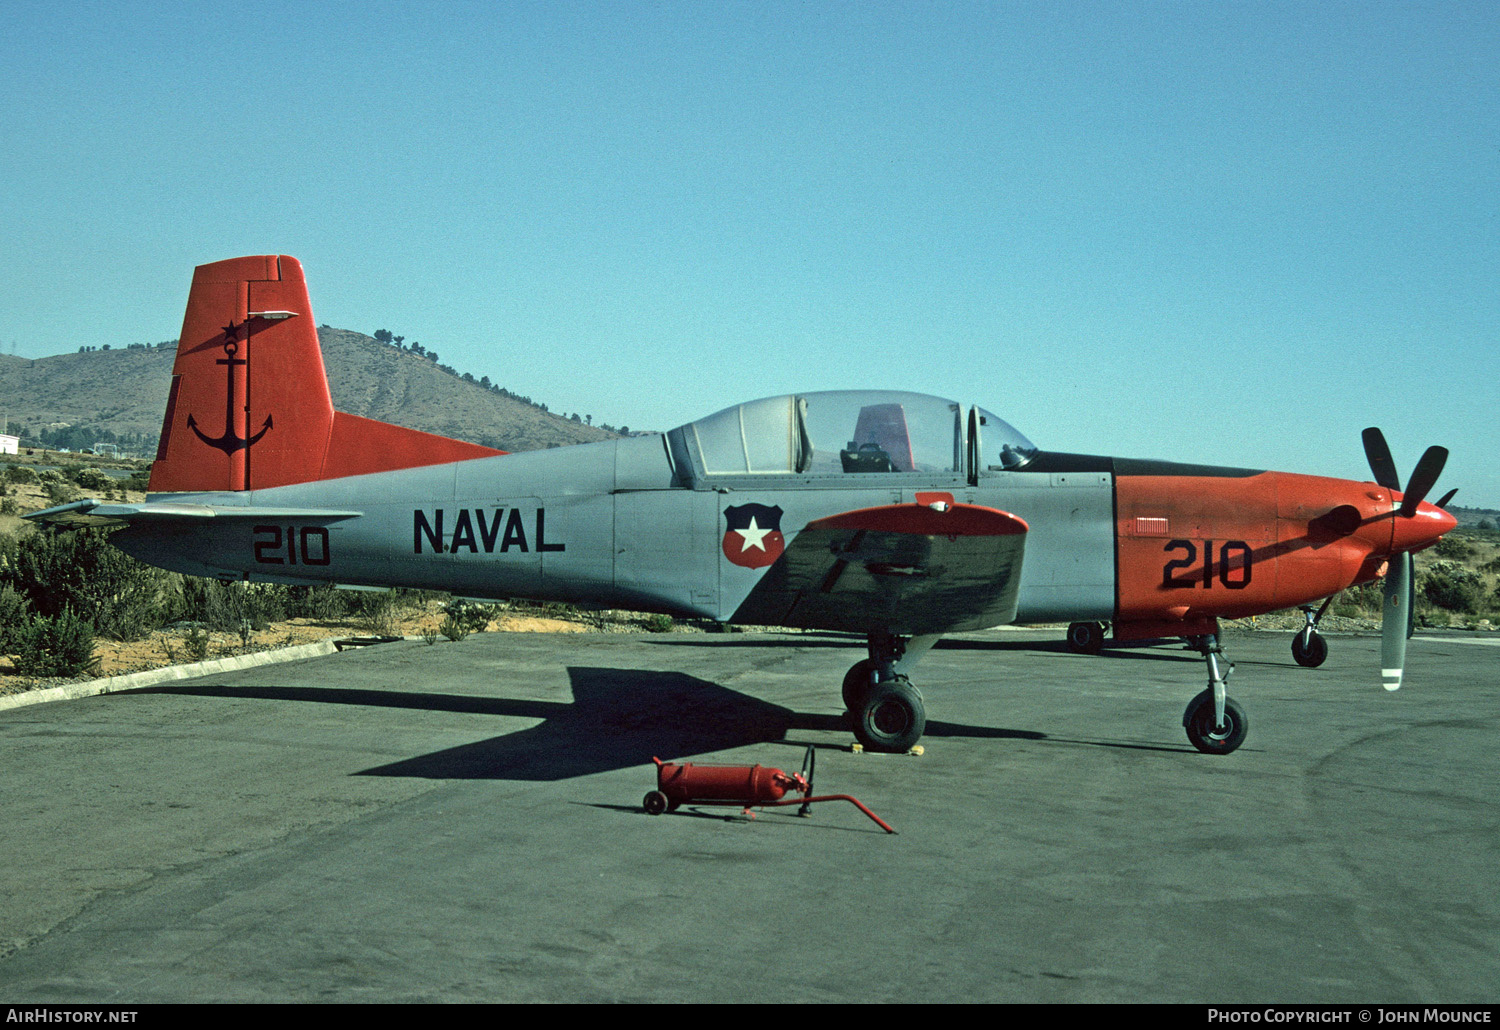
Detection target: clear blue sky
<box><xmin>2</xmin><ymin>0</ymin><xmax>1496</xmax><ymax>505</ymax></box>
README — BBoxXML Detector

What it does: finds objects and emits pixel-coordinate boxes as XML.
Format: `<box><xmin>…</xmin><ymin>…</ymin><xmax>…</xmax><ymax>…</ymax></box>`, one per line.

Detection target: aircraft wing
<box><xmin>25</xmin><ymin>498</ymin><xmax>364</xmax><ymax>529</ymax></box>
<box><xmin>733</xmin><ymin>501</ymin><xmax>1029</xmax><ymax>635</ymax></box>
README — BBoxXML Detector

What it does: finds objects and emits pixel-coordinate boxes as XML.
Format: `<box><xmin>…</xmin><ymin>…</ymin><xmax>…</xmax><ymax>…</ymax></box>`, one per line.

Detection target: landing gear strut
<box><xmin>1182</xmin><ymin>634</ymin><xmax>1248</xmax><ymax>754</ymax></box>
<box><xmin>843</xmin><ymin>631</ymin><xmax>934</xmax><ymax>754</ymax></box>
<box><xmin>1291</xmin><ymin>599</ymin><xmax>1332</xmax><ymax>668</ymax></box>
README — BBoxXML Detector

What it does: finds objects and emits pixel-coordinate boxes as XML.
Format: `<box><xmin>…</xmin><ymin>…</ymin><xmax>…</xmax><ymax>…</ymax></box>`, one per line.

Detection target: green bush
<box><xmin>42</xmin><ymin>480</ymin><xmax>77</xmax><ymax>506</ymax></box>
<box><xmin>0</xmin><ymin>527</ymin><xmax>175</xmax><ymax>640</ymax></box>
<box><xmin>176</xmin><ymin>578</ymin><xmax>286</xmax><ymax>633</ymax></box>
<box><xmin>70</xmin><ymin>468</ymin><xmax>114</xmax><ymax>493</ymax></box>
<box><xmin>1332</xmin><ymin>581</ymin><xmax>1383</xmax><ymax>617</ymax></box>
<box><xmin>442</xmin><ymin>600</ymin><xmax>495</xmax><ymax>634</ymax></box>
<box><xmin>182</xmin><ymin>625</ymin><xmax>210</xmax><ymax>661</ymax></box>
<box><xmin>0</xmin><ymin>585</ymin><xmax>33</xmax><ymax>652</ymax></box>
<box><xmin>351</xmin><ymin>590</ymin><xmax>400</xmax><ymax>636</ymax></box>
<box><xmin>12</xmin><ymin>609</ymin><xmax>99</xmax><ymax>678</ymax></box>
<box><xmin>287</xmin><ymin>584</ymin><xmax>348</xmax><ymax>621</ymax></box>
<box><xmin>1421</xmin><ymin>561</ymin><xmax>1485</xmax><ymax>614</ymax></box>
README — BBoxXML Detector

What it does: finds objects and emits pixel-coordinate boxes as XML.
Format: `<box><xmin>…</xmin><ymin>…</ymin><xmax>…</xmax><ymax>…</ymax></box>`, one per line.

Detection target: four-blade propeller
<box><xmin>1361</xmin><ymin>428</ymin><xmax>1450</xmax><ymax>691</ymax></box>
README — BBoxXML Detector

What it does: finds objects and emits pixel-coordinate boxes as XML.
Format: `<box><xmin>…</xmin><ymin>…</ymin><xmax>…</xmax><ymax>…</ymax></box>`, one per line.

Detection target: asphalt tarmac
<box><xmin>0</xmin><ymin>626</ymin><xmax>1496</xmax><ymax>1004</ymax></box>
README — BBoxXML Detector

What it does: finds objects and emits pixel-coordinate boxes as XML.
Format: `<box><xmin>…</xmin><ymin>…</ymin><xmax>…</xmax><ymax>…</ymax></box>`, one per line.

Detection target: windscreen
<box><xmin>973</xmin><ymin>407</ymin><xmax>1037</xmax><ymax>470</ymax></box>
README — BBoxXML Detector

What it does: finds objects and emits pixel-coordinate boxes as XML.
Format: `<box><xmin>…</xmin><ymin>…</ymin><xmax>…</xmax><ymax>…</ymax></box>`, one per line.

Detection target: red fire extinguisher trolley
<box><xmin>643</xmin><ymin>746</ymin><xmax>895</xmax><ymax>833</ymax></box>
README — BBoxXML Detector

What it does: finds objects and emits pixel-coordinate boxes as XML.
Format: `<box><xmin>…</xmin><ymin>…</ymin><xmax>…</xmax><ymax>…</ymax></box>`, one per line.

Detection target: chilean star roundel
<box><xmin>722</xmin><ymin>503</ymin><xmax>785</xmax><ymax>569</ymax></box>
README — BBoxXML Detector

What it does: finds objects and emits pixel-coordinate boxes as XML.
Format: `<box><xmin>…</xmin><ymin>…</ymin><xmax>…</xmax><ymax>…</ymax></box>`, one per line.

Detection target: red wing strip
<box><xmin>807</xmin><ymin>502</ymin><xmax>1028</xmax><ymax>537</ymax></box>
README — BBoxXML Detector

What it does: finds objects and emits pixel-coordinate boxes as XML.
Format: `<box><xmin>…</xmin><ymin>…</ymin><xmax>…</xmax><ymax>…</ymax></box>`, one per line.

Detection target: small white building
<box><xmin>0</xmin><ymin>435</ymin><xmax>17</xmax><ymax>456</ymax></box>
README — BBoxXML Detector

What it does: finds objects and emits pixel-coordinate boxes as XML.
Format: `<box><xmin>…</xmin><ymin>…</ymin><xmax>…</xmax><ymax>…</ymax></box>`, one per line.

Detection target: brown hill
<box><xmin>0</xmin><ymin>330</ymin><xmax>614</xmax><ymax>454</ymax></box>
<box><xmin>0</xmin><ymin>348</ymin><xmax>172</xmax><ymax>442</ymax></box>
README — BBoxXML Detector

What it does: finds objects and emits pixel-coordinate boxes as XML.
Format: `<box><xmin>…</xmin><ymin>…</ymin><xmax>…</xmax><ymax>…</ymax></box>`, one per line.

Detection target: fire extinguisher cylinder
<box><xmin>654</xmin><ymin>758</ymin><xmax>806</xmax><ymax>806</ymax></box>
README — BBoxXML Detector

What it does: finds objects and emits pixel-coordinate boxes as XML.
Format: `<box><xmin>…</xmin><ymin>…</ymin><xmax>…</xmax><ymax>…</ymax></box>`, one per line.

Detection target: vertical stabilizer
<box><xmin>151</xmin><ymin>256</ymin><xmax>333</xmax><ymax>492</ymax></box>
<box><xmin>150</xmin><ymin>256</ymin><xmax>501</xmax><ymax>493</ymax></box>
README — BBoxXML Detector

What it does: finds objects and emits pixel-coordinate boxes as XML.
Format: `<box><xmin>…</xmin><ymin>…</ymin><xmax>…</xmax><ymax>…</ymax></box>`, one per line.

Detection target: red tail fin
<box><xmin>150</xmin><ymin>256</ymin><xmax>502</xmax><ymax>493</ymax></box>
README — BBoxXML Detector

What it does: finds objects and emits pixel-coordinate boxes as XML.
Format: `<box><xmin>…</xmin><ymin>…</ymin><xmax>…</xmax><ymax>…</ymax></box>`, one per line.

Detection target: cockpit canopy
<box><xmin>668</xmin><ymin>390</ymin><xmax>1036</xmax><ymax>482</ymax></box>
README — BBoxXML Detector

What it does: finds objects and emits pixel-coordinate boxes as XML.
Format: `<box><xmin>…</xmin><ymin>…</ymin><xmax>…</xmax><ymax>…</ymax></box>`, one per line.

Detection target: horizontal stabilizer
<box><xmin>26</xmin><ymin>498</ymin><xmax>363</xmax><ymax>529</ymax></box>
<box><xmin>731</xmin><ymin>502</ymin><xmax>1029</xmax><ymax>635</ymax></box>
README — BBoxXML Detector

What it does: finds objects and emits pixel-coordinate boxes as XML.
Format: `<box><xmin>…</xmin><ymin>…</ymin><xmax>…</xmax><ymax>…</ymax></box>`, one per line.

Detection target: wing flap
<box><xmin>25</xmin><ymin>498</ymin><xmax>363</xmax><ymax>529</ymax></box>
<box><xmin>732</xmin><ymin>502</ymin><xmax>1029</xmax><ymax>635</ymax></box>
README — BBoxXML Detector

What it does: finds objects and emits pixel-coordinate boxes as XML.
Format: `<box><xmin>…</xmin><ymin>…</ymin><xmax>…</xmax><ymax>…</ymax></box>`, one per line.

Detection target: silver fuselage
<box><xmin>116</xmin><ymin>433</ymin><xmax>1115</xmax><ymax>626</ymax></box>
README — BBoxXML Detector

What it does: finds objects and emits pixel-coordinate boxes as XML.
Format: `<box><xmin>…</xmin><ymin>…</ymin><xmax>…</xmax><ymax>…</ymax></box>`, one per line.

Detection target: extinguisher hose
<box><xmin>760</xmin><ymin>794</ymin><xmax>896</xmax><ymax>834</ymax></box>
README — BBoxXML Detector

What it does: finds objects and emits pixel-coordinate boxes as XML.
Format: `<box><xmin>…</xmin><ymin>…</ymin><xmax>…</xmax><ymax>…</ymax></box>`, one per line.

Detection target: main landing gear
<box><xmin>842</xmin><ymin>629</ymin><xmax>1253</xmax><ymax>755</ymax></box>
<box><xmin>1182</xmin><ymin>634</ymin><xmax>1249</xmax><ymax>754</ymax></box>
<box><xmin>1291</xmin><ymin>599</ymin><xmax>1332</xmax><ymax>668</ymax></box>
<box><xmin>842</xmin><ymin>632</ymin><xmax>937</xmax><ymax>753</ymax></box>
<box><xmin>1066</xmin><ymin>621</ymin><xmax>1108</xmax><ymax>654</ymax></box>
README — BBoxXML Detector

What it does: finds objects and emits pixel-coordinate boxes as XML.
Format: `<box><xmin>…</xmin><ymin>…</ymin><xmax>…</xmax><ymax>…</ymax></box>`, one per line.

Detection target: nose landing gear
<box><xmin>1183</xmin><ymin>634</ymin><xmax>1249</xmax><ymax>754</ymax></box>
<box><xmin>1292</xmin><ymin>599</ymin><xmax>1332</xmax><ymax>668</ymax></box>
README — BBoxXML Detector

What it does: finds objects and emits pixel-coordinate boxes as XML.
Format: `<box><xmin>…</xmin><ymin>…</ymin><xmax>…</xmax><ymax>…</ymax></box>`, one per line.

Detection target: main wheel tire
<box><xmin>853</xmin><ymin>678</ymin><xmax>926</xmax><ymax>754</ymax></box>
<box><xmin>1067</xmin><ymin>621</ymin><xmax>1106</xmax><ymax>654</ymax></box>
<box><xmin>1291</xmin><ymin>630</ymin><xmax>1328</xmax><ymax>668</ymax></box>
<box><xmin>1182</xmin><ymin>690</ymin><xmax>1249</xmax><ymax>755</ymax></box>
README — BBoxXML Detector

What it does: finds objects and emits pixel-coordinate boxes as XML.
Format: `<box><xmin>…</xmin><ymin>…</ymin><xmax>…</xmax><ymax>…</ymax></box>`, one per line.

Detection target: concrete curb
<box><xmin>0</xmin><ymin>639</ymin><xmax>344</xmax><ymax>712</ymax></box>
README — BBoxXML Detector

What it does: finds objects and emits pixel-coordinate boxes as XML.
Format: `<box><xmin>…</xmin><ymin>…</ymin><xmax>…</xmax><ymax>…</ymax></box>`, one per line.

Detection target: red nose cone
<box><xmin>1392</xmin><ymin>500</ymin><xmax>1458</xmax><ymax>553</ymax></box>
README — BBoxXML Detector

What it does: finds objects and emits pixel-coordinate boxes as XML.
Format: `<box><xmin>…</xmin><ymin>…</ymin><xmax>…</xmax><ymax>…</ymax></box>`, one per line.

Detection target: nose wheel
<box><xmin>1182</xmin><ymin>689</ymin><xmax>1249</xmax><ymax>754</ymax></box>
<box><xmin>1292</xmin><ymin>600</ymin><xmax>1332</xmax><ymax>668</ymax></box>
<box><xmin>1291</xmin><ymin>628</ymin><xmax>1328</xmax><ymax>668</ymax></box>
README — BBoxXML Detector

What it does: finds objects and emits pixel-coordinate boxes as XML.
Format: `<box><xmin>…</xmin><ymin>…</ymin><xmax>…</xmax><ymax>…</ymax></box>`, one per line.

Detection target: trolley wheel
<box><xmin>1182</xmin><ymin>690</ymin><xmax>1249</xmax><ymax>755</ymax></box>
<box><xmin>643</xmin><ymin>790</ymin><xmax>669</xmax><ymax>815</ymax></box>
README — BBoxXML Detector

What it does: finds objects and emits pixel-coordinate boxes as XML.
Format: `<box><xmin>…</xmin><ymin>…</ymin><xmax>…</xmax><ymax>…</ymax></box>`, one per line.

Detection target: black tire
<box><xmin>1067</xmin><ymin>621</ymin><xmax>1106</xmax><ymax>654</ymax></box>
<box><xmin>1291</xmin><ymin>630</ymin><xmax>1328</xmax><ymax>668</ymax></box>
<box><xmin>1182</xmin><ymin>690</ymin><xmax>1249</xmax><ymax>755</ymax></box>
<box><xmin>842</xmin><ymin>659</ymin><xmax>876</xmax><ymax>712</ymax></box>
<box><xmin>853</xmin><ymin>678</ymin><xmax>926</xmax><ymax>754</ymax></box>
<box><xmin>643</xmin><ymin>790</ymin><xmax>669</xmax><ymax>815</ymax></box>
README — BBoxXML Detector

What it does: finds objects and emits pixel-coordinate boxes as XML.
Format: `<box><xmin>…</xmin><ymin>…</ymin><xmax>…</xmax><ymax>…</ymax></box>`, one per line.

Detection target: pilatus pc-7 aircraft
<box><xmin>31</xmin><ymin>256</ymin><xmax>1458</xmax><ymax>756</ymax></box>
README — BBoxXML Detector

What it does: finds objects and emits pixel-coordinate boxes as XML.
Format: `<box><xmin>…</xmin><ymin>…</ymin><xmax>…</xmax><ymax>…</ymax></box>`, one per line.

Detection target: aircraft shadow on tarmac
<box><xmin>138</xmin><ymin>668</ymin><xmax>1042</xmax><ymax>782</ymax></box>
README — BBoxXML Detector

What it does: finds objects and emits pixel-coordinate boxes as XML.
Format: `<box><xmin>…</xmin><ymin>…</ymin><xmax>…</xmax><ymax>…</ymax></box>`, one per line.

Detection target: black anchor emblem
<box><xmin>187</xmin><ymin>320</ymin><xmax>273</xmax><ymax>456</ymax></box>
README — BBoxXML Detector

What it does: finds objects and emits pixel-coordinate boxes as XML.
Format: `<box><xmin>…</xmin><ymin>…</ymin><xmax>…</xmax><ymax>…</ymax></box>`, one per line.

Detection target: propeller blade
<box><xmin>1381</xmin><ymin>552</ymin><xmax>1412</xmax><ymax>690</ymax></box>
<box><xmin>1362</xmin><ymin>427</ymin><xmax>1401</xmax><ymax>491</ymax></box>
<box><xmin>1435</xmin><ymin>488</ymin><xmax>1458</xmax><ymax>509</ymax></box>
<box><xmin>1399</xmin><ymin>446</ymin><xmax>1449</xmax><ymax>518</ymax></box>
<box><xmin>1407</xmin><ymin>561</ymin><xmax>1416</xmax><ymax>641</ymax></box>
